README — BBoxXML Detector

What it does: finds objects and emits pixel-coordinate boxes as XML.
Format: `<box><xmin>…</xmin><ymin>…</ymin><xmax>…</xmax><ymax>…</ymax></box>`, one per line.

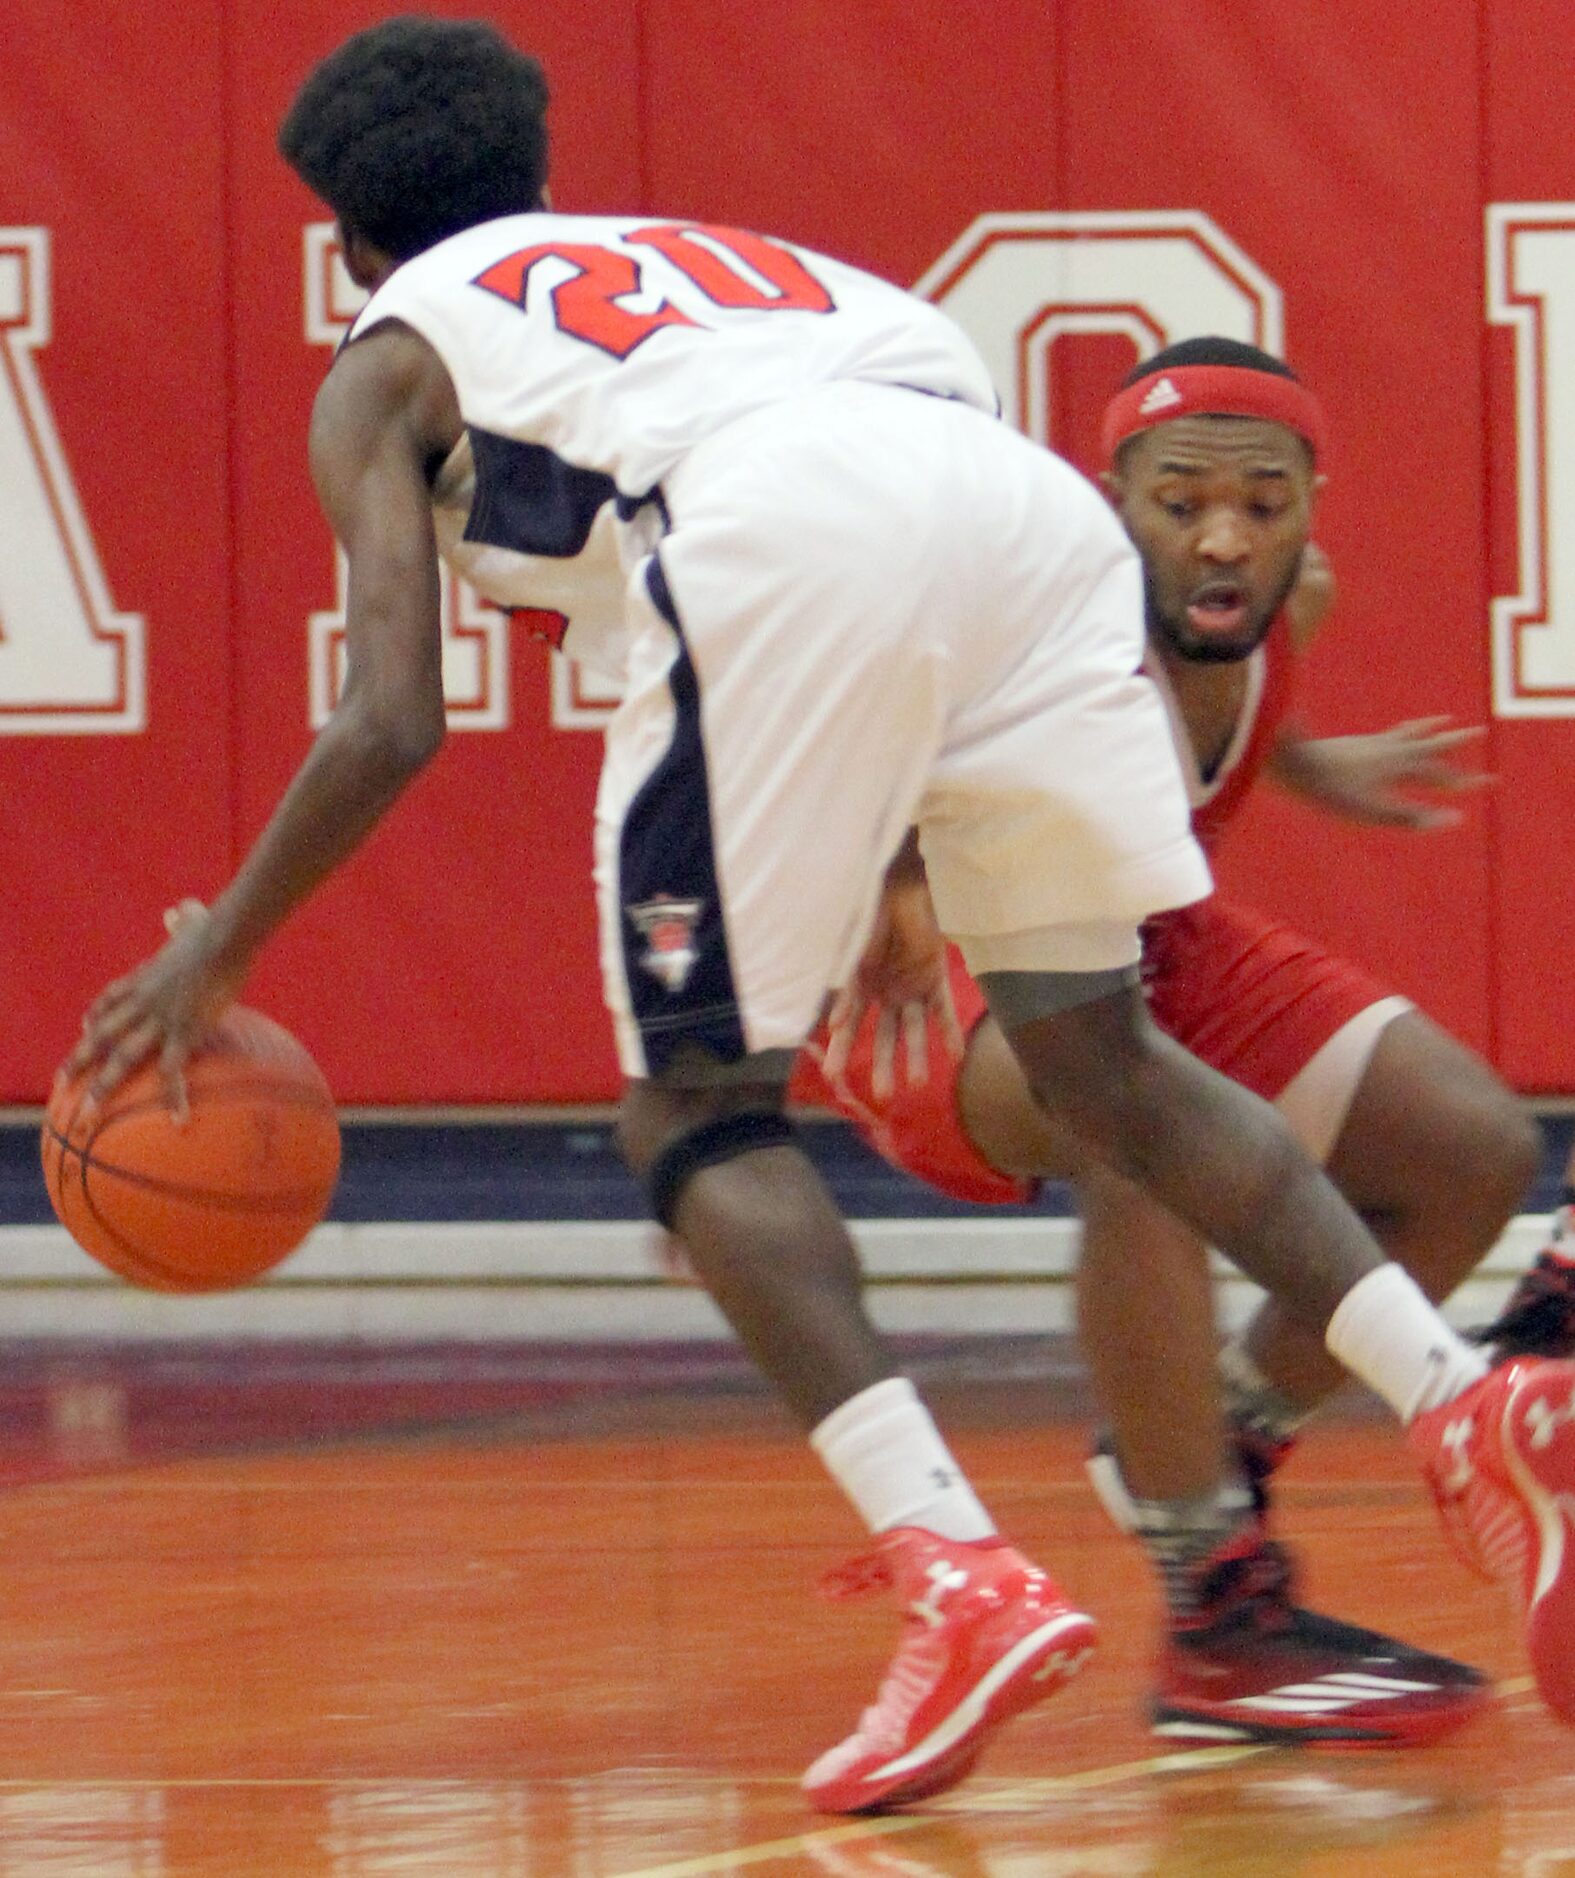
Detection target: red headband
<box><xmin>1100</xmin><ymin>363</ymin><xmax>1325</xmax><ymax>465</ymax></box>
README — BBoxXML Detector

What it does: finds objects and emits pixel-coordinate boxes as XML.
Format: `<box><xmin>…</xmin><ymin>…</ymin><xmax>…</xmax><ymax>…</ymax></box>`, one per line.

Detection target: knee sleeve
<box><xmin>647</xmin><ymin>1111</ymin><xmax>799</xmax><ymax>1231</ymax></box>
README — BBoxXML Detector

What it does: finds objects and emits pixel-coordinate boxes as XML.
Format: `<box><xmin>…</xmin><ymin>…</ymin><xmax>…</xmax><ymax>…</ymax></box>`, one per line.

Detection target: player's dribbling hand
<box><xmin>62</xmin><ymin>900</ymin><xmax>239</xmax><ymax>1121</ymax></box>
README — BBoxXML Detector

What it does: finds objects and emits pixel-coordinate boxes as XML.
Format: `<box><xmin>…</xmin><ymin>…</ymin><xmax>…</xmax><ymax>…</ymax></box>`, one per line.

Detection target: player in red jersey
<box><xmin>793</xmin><ymin>336</ymin><xmax>1543</xmax><ymax>1748</ymax></box>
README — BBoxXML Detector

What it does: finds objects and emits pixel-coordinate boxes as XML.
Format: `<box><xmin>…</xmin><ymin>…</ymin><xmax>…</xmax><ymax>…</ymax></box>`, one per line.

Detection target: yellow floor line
<box><xmin>604</xmin><ymin>1745</ymin><xmax>1275</xmax><ymax>1878</ymax></box>
<box><xmin>0</xmin><ymin>1774</ymin><xmax>798</xmax><ymax>1791</ymax></box>
<box><xmin>607</xmin><ymin>1679</ymin><xmax>1542</xmax><ymax>1877</ymax></box>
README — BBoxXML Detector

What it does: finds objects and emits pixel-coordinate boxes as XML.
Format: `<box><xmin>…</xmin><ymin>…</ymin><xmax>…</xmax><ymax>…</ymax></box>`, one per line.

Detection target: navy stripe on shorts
<box><xmin>616</xmin><ymin>556</ymin><xmax>746</xmax><ymax>1075</ymax></box>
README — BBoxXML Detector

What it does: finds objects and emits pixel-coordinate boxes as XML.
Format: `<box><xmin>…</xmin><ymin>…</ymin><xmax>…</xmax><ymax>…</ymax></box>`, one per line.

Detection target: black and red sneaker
<box><xmin>1232</xmin><ymin>1423</ymin><xmax>1297</xmax><ymax>1518</ymax></box>
<box><xmin>1468</xmin><ymin>1243</ymin><xmax>1575</xmax><ymax>1363</ymax></box>
<box><xmin>1085</xmin><ymin>1425</ymin><xmax>1296</xmax><ymax>1534</ymax></box>
<box><xmin>1153</xmin><ymin>1530</ymin><xmax>1492</xmax><ymax>1748</ymax></box>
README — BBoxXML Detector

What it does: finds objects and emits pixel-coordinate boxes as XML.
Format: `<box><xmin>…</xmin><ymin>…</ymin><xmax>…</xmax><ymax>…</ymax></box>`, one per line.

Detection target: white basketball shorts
<box><xmin>594</xmin><ymin>380</ymin><xmax>1209</xmax><ymax>1079</ymax></box>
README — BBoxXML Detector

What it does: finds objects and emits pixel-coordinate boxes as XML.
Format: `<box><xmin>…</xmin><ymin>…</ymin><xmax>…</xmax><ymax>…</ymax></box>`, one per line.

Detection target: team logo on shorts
<box><xmin>628</xmin><ymin>894</ymin><xmax>704</xmax><ymax>993</ymax></box>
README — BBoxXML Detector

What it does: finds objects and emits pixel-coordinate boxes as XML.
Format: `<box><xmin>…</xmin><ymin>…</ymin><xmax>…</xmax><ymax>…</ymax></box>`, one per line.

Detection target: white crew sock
<box><xmin>1325</xmin><ymin>1263</ymin><xmax>1489</xmax><ymax>1423</ymax></box>
<box><xmin>810</xmin><ymin>1376</ymin><xmax>997</xmax><ymax>1541</ymax></box>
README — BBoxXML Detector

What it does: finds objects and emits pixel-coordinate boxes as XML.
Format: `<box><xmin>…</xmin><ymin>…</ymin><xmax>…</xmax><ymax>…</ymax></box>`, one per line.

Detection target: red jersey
<box><xmin>1144</xmin><ymin>612</ymin><xmax>1297</xmax><ymax>853</ymax></box>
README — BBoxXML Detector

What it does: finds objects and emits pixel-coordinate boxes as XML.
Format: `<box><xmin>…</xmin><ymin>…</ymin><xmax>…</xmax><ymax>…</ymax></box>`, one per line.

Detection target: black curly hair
<box><xmin>1120</xmin><ymin>334</ymin><xmax>1299</xmax><ymax>387</ymax></box>
<box><xmin>279</xmin><ymin>16</ymin><xmax>549</xmax><ymax>262</ymax></box>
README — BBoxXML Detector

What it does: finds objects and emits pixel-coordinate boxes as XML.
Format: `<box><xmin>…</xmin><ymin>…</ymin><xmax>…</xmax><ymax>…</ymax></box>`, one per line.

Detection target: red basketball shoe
<box><xmin>802</xmin><ymin>1528</ymin><xmax>1096</xmax><ymax>1815</ymax></box>
<box><xmin>1152</xmin><ymin>1529</ymin><xmax>1490</xmax><ymax>1747</ymax></box>
<box><xmin>1409</xmin><ymin>1356</ymin><xmax>1575</xmax><ymax>1723</ymax></box>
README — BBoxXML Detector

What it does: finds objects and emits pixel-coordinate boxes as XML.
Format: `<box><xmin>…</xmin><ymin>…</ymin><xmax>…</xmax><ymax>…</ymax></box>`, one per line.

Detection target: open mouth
<box><xmin>1185</xmin><ymin>580</ymin><xmax>1251</xmax><ymax>638</ymax></box>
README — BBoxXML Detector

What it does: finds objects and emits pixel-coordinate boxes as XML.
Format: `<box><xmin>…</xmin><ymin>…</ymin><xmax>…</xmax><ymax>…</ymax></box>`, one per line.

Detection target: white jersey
<box><xmin>345</xmin><ymin>215</ymin><xmax>1206</xmax><ymax>1079</ymax></box>
<box><xmin>349</xmin><ymin>213</ymin><xmax>998</xmax><ymax>643</ymax></box>
<box><xmin>429</xmin><ymin>435</ymin><xmax>629</xmax><ymax>684</ymax></box>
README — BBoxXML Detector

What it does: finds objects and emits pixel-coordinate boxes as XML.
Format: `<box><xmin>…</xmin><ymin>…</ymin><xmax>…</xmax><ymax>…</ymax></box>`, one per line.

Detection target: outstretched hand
<box><xmin>1277</xmin><ymin>716</ymin><xmax>1491</xmax><ymax>830</ymax></box>
<box><xmin>61</xmin><ymin>900</ymin><xmax>239</xmax><ymax>1119</ymax></box>
<box><xmin>822</xmin><ymin>875</ymin><xmax>964</xmax><ymax>1099</ymax></box>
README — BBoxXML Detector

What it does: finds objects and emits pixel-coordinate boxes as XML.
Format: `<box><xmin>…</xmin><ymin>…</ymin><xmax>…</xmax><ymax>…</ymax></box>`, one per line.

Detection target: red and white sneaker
<box><xmin>1409</xmin><ymin>1356</ymin><xmax>1575</xmax><ymax>1722</ymax></box>
<box><xmin>802</xmin><ymin>1528</ymin><xmax>1096</xmax><ymax>1815</ymax></box>
<box><xmin>1153</xmin><ymin>1529</ymin><xmax>1490</xmax><ymax>1747</ymax></box>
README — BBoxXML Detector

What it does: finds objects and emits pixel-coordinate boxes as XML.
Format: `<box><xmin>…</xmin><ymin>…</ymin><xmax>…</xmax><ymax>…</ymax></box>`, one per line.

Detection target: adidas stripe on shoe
<box><xmin>1152</xmin><ymin>1529</ymin><xmax>1487</xmax><ymax>1748</ymax></box>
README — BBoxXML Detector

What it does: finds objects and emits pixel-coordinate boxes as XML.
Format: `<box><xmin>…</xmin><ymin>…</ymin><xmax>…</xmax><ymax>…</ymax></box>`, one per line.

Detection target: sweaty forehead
<box><xmin>1125</xmin><ymin>413</ymin><xmax>1311</xmax><ymax>479</ymax></box>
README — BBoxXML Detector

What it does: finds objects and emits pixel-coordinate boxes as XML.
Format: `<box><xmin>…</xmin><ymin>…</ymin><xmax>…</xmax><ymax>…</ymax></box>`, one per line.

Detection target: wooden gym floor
<box><xmin>0</xmin><ymin>1344</ymin><xmax>1568</xmax><ymax>1875</ymax></box>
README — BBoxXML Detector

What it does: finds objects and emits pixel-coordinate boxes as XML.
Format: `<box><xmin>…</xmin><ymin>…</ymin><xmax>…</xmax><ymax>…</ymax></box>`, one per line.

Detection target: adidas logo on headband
<box><xmin>1138</xmin><ymin>376</ymin><xmax>1184</xmax><ymax>416</ymax></box>
<box><xmin>1101</xmin><ymin>362</ymin><xmax>1327</xmax><ymax>465</ymax></box>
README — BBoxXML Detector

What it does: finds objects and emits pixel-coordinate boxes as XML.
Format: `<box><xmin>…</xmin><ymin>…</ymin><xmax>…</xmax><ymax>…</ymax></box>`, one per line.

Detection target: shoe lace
<box><xmin>817</xmin><ymin>1538</ymin><xmax>952</xmax><ymax>1748</ymax></box>
<box><xmin>1185</xmin><ymin>1532</ymin><xmax>1299</xmax><ymax>1635</ymax></box>
<box><xmin>819</xmin><ymin>1542</ymin><xmax>900</xmax><ymax>1602</ymax></box>
<box><xmin>1232</xmin><ymin>1425</ymin><xmax>1296</xmax><ymax>1519</ymax></box>
<box><xmin>1466</xmin><ymin>1252</ymin><xmax>1575</xmax><ymax>1360</ymax></box>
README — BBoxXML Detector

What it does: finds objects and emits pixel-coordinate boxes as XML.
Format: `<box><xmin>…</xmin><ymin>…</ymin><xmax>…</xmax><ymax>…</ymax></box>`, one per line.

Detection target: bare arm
<box><xmin>69</xmin><ymin>324</ymin><xmax>461</xmax><ymax>1100</ymax></box>
<box><xmin>1283</xmin><ymin>540</ymin><xmax>1335</xmax><ymax>650</ymax></box>
<box><xmin>200</xmin><ymin>327</ymin><xmax>452</xmax><ymax>968</ymax></box>
<box><xmin>821</xmin><ymin>829</ymin><xmax>963</xmax><ymax>1092</ymax></box>
<box><xmin>1269</xmin><ymin>717</ymin><xmax>1488</xmax><ymax>828</ymax></box>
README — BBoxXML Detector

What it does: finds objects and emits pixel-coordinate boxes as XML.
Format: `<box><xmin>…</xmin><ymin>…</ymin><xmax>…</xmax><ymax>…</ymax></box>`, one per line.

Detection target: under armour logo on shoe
<box><xmin>1525</xmin><ymin>1383</ymin><xmax>1575</xmax><ymax>1450</ymax></box>
<box><xmin>911</xmin><ymin>1561</ymin><xmax>970</xmax><ymax>1629</ymax></box>
<box><xmin>1138</xmin><ymin>376</ymin><xmax>1185</xmax><ymax>416</ymax></box>
<box><xmin>1031</xmin><ymin>1643</ymin><xmax>1095</xmax><ymax>1684</ymax></box>
<box><xmin>1440</xmin><ymin>1416</ymin><xmax>1477</xmax><ymax>1494</ymax></box>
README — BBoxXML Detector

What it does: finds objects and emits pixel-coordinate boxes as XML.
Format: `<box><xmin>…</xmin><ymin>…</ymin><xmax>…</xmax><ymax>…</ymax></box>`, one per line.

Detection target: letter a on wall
<box><xmin>0</xmin><ymin>230</ymin><xmax>144</xmax><ymax>733</ymax></box>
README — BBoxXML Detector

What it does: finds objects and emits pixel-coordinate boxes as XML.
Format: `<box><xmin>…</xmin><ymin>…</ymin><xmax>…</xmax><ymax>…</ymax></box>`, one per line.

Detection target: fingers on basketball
<box><xmin>42</xmin><ymin>1007</ymin><xmax>340</xmax><ymax>1294</ymax></box>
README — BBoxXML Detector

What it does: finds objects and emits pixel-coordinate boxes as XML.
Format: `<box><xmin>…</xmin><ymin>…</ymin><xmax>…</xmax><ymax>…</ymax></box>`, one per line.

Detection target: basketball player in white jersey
<box><xmin>67</xmin><ymin>16</ymin><xmax>1575</xmax><ymax>1813</ymax></box>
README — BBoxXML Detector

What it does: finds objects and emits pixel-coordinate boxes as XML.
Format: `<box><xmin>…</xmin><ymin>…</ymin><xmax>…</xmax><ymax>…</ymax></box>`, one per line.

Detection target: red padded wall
<box><xmin>1</xmin><ymin>0</ymin><xmax>232</xmax><ymax>1095</ymax></box>
<box><xmin>3</xmin><ymin>1</ymin><xmax>1571</xmax><ymax>1099</ymax></box>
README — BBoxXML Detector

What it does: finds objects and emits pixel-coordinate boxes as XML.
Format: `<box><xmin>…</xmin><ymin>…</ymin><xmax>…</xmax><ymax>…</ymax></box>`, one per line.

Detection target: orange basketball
<box><xmin>41</xmin><ymin>1006</ymin><xmax>341</xmax><ymax>1293</ymax></box>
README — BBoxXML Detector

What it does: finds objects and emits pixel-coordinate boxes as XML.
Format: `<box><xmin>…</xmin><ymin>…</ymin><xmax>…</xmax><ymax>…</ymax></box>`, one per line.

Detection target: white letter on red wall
<box><xmin>914</xmin><ymin>210</ymin><xmax>1283</xmax><ymax>444</ymax></box>
<box><xmin>0</xmin><ymin>230</ymin><xmax>144</xmax><ymax>733</ymax></box>
<box><xmin>1488</xmin><ymin>204</ymin><xmax>1575</xmax><ymax>717</ymax></box>
<box><xmin>303</xmin><ymin>224</ymin><xmax>509</xmax><ymax>729</ymax></box>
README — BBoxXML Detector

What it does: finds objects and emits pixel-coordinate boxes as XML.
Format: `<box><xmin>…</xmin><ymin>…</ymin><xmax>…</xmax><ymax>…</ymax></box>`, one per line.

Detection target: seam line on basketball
<box><xmin>40</xmin><ymin>1124</ymin><xmax>338</xmax><ymax>1215</ymax></box>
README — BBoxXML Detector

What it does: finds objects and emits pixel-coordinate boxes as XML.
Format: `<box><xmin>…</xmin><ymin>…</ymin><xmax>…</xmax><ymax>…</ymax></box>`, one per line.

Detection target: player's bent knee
<box><xmin>617</xmin><ymin>1049</ymin><xmax>794</xmax><ymax>1174</ymax></box>
<box><xmin>1481</xmin><ymin>1096</ymin><xmax>1542</xmax><ymax>1212</ymax></box>
<box><xmin>1336</xmin><ymin>1054</ymin><xmax>1540</xmax><ymax>1247</ymax></box>
<box><xmin>1404</xmin><ymin>1059</ymin><xmax>1538</xmax><ymax>1215</ymax></box>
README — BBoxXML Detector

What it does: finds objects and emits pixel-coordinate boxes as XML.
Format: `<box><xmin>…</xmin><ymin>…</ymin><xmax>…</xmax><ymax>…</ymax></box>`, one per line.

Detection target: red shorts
<box><xmin>789</xmin><ymin>951</ymin><xmax>1030</xmax><ymax>1207</ymax></box>
<box><xmin>790</xmin><ymin>896</ymin><xmax>1396</xmax><ymax>1207</ymax></box>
